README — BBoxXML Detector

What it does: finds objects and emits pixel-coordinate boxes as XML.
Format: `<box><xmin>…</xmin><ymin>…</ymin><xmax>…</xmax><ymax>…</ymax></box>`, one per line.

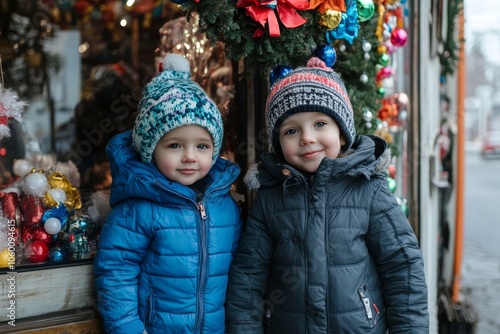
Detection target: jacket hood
<box><xmin>106</xmin><ymin>130</ymin><xmax>240</xmax><ymax>207</ymax></box>
<box><xmin>244</xmin><ymin>135</ymin><xmax>391</xmax><ymax>190</ymax></box>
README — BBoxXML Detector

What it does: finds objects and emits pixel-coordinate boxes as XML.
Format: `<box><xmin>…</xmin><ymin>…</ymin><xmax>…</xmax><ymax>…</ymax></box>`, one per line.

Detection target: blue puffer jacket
<box><xmin>93</xmin><ymin>131</ymin><xmax>242</xmax><ymax>334</ymax></box>
<box><xmin>225</xmin><ymin>135</ymin><xmax>428</xmax><ymax>334</ymax></box>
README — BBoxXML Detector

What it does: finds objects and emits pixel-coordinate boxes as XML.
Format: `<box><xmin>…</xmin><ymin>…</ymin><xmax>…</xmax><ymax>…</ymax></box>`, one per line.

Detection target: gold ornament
<box><xmin>319</xmin><ymin>9</ymin><xmax>342</xmax><ymax>30</ymax></box>
<box><xmin>47</xmin><ymin>172</ymin><xmax>82</xmax><ymax>211</ymax></box>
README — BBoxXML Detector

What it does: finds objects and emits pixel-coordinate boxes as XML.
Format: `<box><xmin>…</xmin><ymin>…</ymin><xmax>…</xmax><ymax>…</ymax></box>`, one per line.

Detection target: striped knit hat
<box><xmin>266</xmin><ymin>57</ymin><xmax>355</xmax><ymax>155</ymax></box>
<box><xmin>132</xmin><ymin>54</ymin><xmax>223</xmax><ymax>164</ymax></box>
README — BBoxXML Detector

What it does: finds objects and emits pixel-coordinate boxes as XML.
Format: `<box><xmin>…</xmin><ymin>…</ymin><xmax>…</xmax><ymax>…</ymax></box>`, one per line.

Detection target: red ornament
<box><xmin>25</xmin><ymin>241</ymin><xmax>49</xmax><ymax>263</ymax></box>
<box><xmin>391</xmin><ymin>28</ymin><xmax>408</xmax><ymax>47</ymax></box>
<box><xmin>31</xmin><ymin>227</ymin><xmax>52</xmax><ymax>245</ymax></box>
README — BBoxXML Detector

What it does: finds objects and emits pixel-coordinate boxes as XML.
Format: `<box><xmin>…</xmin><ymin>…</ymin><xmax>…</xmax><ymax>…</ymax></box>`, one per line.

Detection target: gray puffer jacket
<box><xmin>225</xmin><ymin>135</ymin><xmax>429</xmax><ymax>334</ymax></box>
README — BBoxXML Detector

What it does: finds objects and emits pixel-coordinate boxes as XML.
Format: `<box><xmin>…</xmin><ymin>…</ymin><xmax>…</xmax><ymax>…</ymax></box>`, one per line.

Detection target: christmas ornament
<box><xmin>47</xmin><ymin>171</ymin><xmax>82</xmax><ymax>211</ymax></box>
<box><xmin>31</xmin><ymin>226</ymin><xmax>52</xmax><ymax>244</ymax></box>
<box><xmin>42</xmin><ymin>204</ymin><xmax>69</xmax><ymax>229</ymax></box>
<box><xmin>360</xmin><ymin>73</ymin><xmax>369</xmax><ymax>84</ymax></box>
<box><xmin>43</xmin><ymin>217</ymin><xmax>62</xmax><ymax>235</ymax></box>
<box><xmin>386</xmin><ymin>176</ymin><xmax>396</xmax><ymax>193</ymax></box>
<box><xmin>0</xmin><ymin>84</ymin><xmax>28</xmax><ymax>140</ymax></box>
<box><xmin>357</xmin><ymin>0</ymin><xmax>375</xmax><ymax>22</ymax></box>
<box><xmin>390</xmin><ymin>28</ymin><xmax>408</xmax><ymax>47</ymax></box>
<box><xmin>313</xmin><ymin>45</ymin><xmax>337</xmax><ymax>67</ymax></box>
<box><xmin>49</xmin><ymin>246</ymin><xmax>67</xmax><ymax>263</ymax></box>
<box><xmin>319</xmin><ymin>9</ymin><xmax>342</xmax><ymax>30</ymax></box>
<box><xmin>269</xmin><ymin>65</ymin><xmax>293</xmax><ymax>85</ymax></box>
<box><xmin>25</xmin><ymin>240</ymin><xmax>49</xmax><ymax>263</ymax></box>
<box><xmin>326</xmin><ymin>0</ymin><xmax>359</xmax><ymax>44</ymax></box>
<box><xmin>378</xmin><ymin>53</ymin><xmax>389</xmax><ymax>66</ymax></box>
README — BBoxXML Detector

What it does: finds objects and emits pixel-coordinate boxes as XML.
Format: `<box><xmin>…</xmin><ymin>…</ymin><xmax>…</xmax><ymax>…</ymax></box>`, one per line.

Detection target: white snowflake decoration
<box><xmin>0</xmin><ymin>83</ymin><xmax>28</xmax><ymax>139</ymax></box>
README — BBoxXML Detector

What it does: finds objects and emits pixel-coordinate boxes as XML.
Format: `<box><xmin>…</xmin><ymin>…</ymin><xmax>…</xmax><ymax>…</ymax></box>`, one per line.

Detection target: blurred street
<box><xmin>461</xmin><ymin>140</ymin><xmax>500</xmax><ymax>333</ymax></box>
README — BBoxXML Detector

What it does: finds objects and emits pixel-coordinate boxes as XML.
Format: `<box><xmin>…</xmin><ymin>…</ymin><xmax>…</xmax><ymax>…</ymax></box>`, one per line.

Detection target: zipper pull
<box><xmin>197</xmin><ymin>202</ymin><xmax>207</xmax><ymax>220</ymax></box>
<box><xmin>363</xmin><ymin>297</ymin><xmax>373</xmax><ymax>319</ymax></box>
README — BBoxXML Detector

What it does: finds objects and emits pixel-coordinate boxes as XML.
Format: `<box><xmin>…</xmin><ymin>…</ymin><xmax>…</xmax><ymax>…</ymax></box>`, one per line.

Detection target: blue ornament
<box><xmin>169</xmin><ymin>0</ymin><xmax>187</xmax><ymax>5</ymax></box>
<box><xmin>269</xmin><ymin>65</ymin><xmax>293</xmax><ymax>86</ymax></box>
<box><xmin>325</xmin><ymin>0</ymin><xmax>359</xmax><ymax>45</ymax></box>
<box><xmin>49</xmin><ymin>247</ymin><xmax>67</xmax><ymax>263</ymax></box>
<box><xmin>314</xmin><ymin>45</ymin><xmax>337</xmax><ymax>67</ymax></box>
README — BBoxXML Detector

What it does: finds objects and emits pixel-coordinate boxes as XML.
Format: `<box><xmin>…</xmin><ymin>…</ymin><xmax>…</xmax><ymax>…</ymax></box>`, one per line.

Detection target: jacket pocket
<box><xmin>145</xmin><ymin>292</ymin><xmax>157</xmax><ymax>326</ymax></box>
<box><xmin>357</xmin><ymin>284</ymin><xmax>381</xmax><ymax>328</ymax></box>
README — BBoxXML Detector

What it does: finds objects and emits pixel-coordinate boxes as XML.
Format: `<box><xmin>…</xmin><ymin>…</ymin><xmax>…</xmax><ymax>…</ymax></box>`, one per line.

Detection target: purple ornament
<box><xmin>313</xmin><ymin>45</ymin><xmax>337</xmax><ymax>67</ymax></box>
<box><xmin>269</xmin><ymin>65</ymin><xmax>293</xmax><ymax>86</ymax></box>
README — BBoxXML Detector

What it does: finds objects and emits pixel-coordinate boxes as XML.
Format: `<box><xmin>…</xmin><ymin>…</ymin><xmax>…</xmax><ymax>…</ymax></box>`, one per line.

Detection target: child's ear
<box><xmin>340</xmin><ymin>135</ymin><xmax>346</xmax><ymax>146</ymax></box>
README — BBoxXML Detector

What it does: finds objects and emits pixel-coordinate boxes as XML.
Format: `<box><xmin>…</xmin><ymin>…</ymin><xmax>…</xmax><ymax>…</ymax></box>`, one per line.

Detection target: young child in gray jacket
<box><xmin>225</xmin><ymin>57</ymin><xmax>429</xmax><ymax>334</ymax></box>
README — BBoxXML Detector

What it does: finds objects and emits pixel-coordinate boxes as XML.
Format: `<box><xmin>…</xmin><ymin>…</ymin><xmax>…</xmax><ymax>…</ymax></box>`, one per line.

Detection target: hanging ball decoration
<box><xmin>319</xmin><ymin>9</ymin><xmax>342</xmax><ymax>30</ymax></box>
<box><xmin>44</xmin><ymin>217</ymin><xmax>62</xmax><ymax>235</ymax></box>
<box><xmin>386</xmin><ymin>177</ymin><xmax>397</xmax><ymax>193</ymax></box>
<box><xmin>13</xmin><ymin>159</ymin><xmax>34</xmax><ymax>178</ymax></box>
<box><xmin>377</xmin><ymin>44</ymin><xmax>387</xmax><ymax>54</ymax></box>
<box><xmin>379</xmin><ymin>53</ymin><xmax>390</xmax><ymax>66</ymax></box>
<box><xmin>398</xmin><ymin>92</ymin><xmax>409</xmax><ymax>107</ymax></box>
<box><xmin>357</xmin><ymin>0</ymin><xmax>375</xmax><ymax>22</ymax></box>
<box><xmin>362</xmin><ymin>41</ymin><xmax>372</xmax><ymax>52</ymax></box>
<box><xmin>23</xmin><ymin>171</ymin><xmax>49</xmax><ymax>197</ymax></box>
<box><xmin>365</xmin><ymin>122</ymin><xmax>372</xmax><ymax>129</ymax></box>
<box><xmin>314</xmin><ymin>45</ymin><xmax>337</xmax><ymax>67</ymax></box>
<box><xmin>363</xmin><ymin>109</ymin><xmax>373</xmax><ymax>122</ymax></box>
<box><xmin>25</xmin><ymin>241</ymin><xmax>50</xmax><ymax>263</ymax></box>
<box><xmin>377</xmin><ymin>87</ymin><xmax>386</xmax><ymax>97</ymax></box>
<box><xmin>49</xmin><ymin>247</ymin><xmax>67</xmax><ymax>263</ymax></box>
<box><xmin>339</xmin><ymin>44</ymin><xmax>346</xmax><ymax>52</ymax></box>
<box><xmin>269</xmin><ymin>65</ymin><xmax>293</xmax><ymax>86</ymax></box>
<box><xmin>364</xmin><ymin>53</ymin><xmax>371</xmax><ymax>60</ymax></box>
<box><xmin>360</xmin><ymin>73</ymin><xmax>369</xmax><ymax>84</ymax></box>
<box><xmin>391</xmin><ymin>28</ymin><xmax>408</xmax><ymax>47</ymax></box>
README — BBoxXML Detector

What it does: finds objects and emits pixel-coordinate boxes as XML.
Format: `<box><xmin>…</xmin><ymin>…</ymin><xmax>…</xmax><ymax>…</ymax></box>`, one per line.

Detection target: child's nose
<box><xmin>300</xmin><ymin>130</ymin><xmax>316</xmax><ymax>145</ymax></box>
<box><xmin>182</xmin><ymin>148</ymin><xmax>196</xmax><ymax>162</ymax></box>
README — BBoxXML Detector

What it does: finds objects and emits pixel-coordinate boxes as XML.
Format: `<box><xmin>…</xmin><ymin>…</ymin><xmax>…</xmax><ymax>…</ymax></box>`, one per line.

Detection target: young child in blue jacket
<box><xmin>225</xmin><ymin>57</ymin><xmax>429</xmax><ymax>333</ymax></box>
<box><xmin>93</xmin><ymin>54</ymin><xmax>242</xmax><ymax>334</ymax></box>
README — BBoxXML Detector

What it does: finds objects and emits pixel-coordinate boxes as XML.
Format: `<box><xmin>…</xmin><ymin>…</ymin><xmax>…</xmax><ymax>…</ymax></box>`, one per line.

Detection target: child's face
<box><xmin>279</xmin><ymin>112</ymin><xmax>345</xmax><ymax>173</ymax></box>
<box><xmin>153</xmin><ymin>125</ymin><xmax>214</xmax><ymax>186</ymax></box>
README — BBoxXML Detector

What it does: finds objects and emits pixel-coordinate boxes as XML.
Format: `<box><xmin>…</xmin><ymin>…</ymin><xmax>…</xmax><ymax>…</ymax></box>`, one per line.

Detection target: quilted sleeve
<box><xmin>366</xmin><ymin>177</ymin><xmax>429</xmax><ymax>333</ymax></box>
<box><xmin>225</xmin><ymin>194</ymin><xmax>275</xmax><ymax>334</ymax></box>
<box><xmin>93</xmin><ymin>200</ymin><xmax>154</xmax><ymax>334</ymax></box>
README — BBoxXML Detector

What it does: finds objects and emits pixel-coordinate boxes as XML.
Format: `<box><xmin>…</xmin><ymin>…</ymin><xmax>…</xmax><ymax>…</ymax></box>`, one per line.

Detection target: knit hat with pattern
<box><xmin>132</xmin><ymin>53</ymin><xmax>223</xmax><ymax>164</ymax></box>
<box><xmin>266</xmin><ymin>57</ymin><xmax>355</xmax><ymax>155</ymax></box>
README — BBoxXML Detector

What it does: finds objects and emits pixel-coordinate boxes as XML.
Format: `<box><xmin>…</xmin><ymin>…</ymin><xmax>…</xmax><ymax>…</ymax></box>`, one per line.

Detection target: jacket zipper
<box><xmin>153</xmin><ymin>181</ymin><xmax>224</xmax><ymax>333</ymax></box>
<box><xmin>195</xmin><ymin>201</ymin><xmax>207</xmax><ymax>334</ymax></box>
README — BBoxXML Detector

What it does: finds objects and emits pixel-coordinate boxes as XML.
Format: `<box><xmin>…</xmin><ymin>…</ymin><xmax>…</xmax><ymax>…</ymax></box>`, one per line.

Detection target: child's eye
<box><xmin>168</xmin><ymin>143</ymin><xmax>181</xmax><ymax>149</ymax></box>
<box><xmin>316</xmin><ymin>121</ymin><xmax>326</xmax><ymax>128</ymax></box>
<box><xmin>284</xmin><ymin>129</ymin><xmax>298</xmax><ymax>135</ymax></box>
<box><xmin>197</xmin><ymin>144</ymin><xmax>209</xmax><ymax>150</ymax></box>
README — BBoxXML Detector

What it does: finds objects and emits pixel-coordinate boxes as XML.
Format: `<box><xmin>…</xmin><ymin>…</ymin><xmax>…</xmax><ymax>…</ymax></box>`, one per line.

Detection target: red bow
<box><xmin>237</xmin><ymin>0</ymin><xmax>309</xmax><ymax>37</ymax></box>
